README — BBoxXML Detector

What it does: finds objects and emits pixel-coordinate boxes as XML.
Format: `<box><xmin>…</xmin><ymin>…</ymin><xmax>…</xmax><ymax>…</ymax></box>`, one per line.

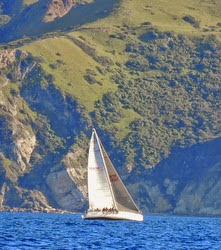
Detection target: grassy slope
<box><xmin>21</xmin><ymin>0</ymin><xmax>221</xmax><ymax>141</ymax></box>
<box><xmin>22</xmin><ymin>37</ymin><xmax>117</xmax><ymax>112</ymax></box>
<box><xmin>92</xmin><ymin>0</ymin><xmax>221</xmax><ymax>36</ymax></box>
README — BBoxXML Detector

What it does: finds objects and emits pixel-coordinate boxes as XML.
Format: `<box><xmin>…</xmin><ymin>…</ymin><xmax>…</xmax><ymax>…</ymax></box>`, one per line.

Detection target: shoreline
<box><xmin>1</xmin><ymin>208</ymin><xmax>220</xmax><ymax>218</ymax></box>
<box><xmin>0</xmin><ymin>206</ymin><xmax>76</xmax><ymax>214</ymax></box>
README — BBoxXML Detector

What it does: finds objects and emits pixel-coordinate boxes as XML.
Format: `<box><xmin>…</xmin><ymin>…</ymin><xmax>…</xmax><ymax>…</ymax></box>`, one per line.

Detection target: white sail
<box><xmin>87</xmin><ymin>130</ymin><xmax>115</xmax><ymax>210</ymax></box>
<box><xmin>84</xmin><ymin>129</ymin><xmax>143</xmax><ymax>221</ymax></box>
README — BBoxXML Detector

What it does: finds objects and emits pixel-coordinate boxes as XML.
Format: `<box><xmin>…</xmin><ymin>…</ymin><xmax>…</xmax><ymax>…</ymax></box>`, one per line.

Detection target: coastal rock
<box><xmin>175</xmin><ymin>162</ymin><xmax>221</xmax><ymax>215</ymax></box>
<box><xmin>64</xmin><ymin>147</ymin><xmax>87</xmax><ymax>196</ymax></box>
<box><xmin>0</xmin><ymin>50</ymin><xmax>16</xmax><ymax>70</ymax></box>
<box><xmin>0</xmin><ymin>115</ymin><xmax>36</xmax><ymax>173</ymax></box>
<box><xmin>44</xmin><ymin>0</ymin><xmax>77</xmax><ymax>22</ymax></box>
<box><xmin>46</xmin><ymin>163</ymin><xmax>86</xmax><ymax>211</ymax></box>
<box><xmin>0</xmin><ymin>51</ymin><xmax>37</xmax><ymax>172</ymax></box>
<box><xmin>45</xmin><ymin>144</ymin><xmax>88</xmax><ymax>211</ymax></box>
<box><xmin>0</xmin><ymin>49</ymin><xmax>36</xmax><ymax>82</ymax></box>
<box><xmin>0</xmin><ymin>183</ymin><xmax>7</xmax><ymax>207</ymax></box>
<box><xmin>13</xmin><ymin>124</ymin><xmax>36</xmax><ymax>172</ymax></box>
<box><xmin>43</xmin><ymin>0</ymin><xmax>93</xmax><ymax>23</ymax></box>
<box><xmin>129</xmin><ymin>138</ymin><xmax>221</xmax><ymax>216</ymax></box>
<box><xmin>1</xmin><ymin>184</ymin><xmax>53</xmax><ymax>210</ymax></box>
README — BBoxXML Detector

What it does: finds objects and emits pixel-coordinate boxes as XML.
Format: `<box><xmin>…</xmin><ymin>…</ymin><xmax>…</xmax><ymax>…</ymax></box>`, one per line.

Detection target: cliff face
<box><xmin>0</xmin><ymin>49</ymin><xmax>88</xmax><ymax>212</ymax></box>
<box><xmin>129</xmin><ymin>138</ymin><xmax>221</xmax><ymax>215</ymax></box>
<box><xmin>0</xmin><ymin>50</ymin><xmax>43</xmax><ymax>211</ymax></box>
<box><xmin>0</xmin><ymin>0</ymin><xmax>221</xmax><ymax>216</ymax></box>
<box><xmin>0</xmin><ymin>50</ymin><xmax>36</xmax><ymax>171</ymax></box>
<box><xmin>0</xmin><ymin>47</ymin><xmax>220</xmax><ymax>215</ymax></box>
<box><xmin>44</xmin><ymin>0</ymin><xmax>77</xmax><ymax>23</ymax></box>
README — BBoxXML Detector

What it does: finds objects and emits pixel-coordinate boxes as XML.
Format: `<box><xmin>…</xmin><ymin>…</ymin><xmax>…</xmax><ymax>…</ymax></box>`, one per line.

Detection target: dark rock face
<box><xmin>128</xmin><ymin>138</ymin><xmax>221</xmax><ymax>215</ymax></box>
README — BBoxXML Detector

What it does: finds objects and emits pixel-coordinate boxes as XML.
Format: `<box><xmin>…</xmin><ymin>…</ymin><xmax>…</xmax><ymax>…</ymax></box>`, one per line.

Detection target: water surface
<box><xmin>1</xmin><ymin>212</ymin><xmax>221</xmax><ymax>249</ymax></box>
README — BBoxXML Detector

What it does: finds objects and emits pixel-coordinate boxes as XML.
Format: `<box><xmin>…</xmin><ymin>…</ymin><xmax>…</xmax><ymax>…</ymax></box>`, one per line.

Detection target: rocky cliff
<box><xmin>0</xmin><ymin>0</ymin><xmax>221</xmax><ymax>216</ymax></box>
<box><xmin>0</xmin><ymin>47</ymin><xmax>220</xmax><ymax>216</ymax></box>
<box><xmin>44</xmin><ymin>0</ymin><xmax>89</xmax><ymax>23</ymax></box>
<box><xmin>0</xmin><ymin>49</ymin><xmax>88</xmax><ymax>212</ymax></box>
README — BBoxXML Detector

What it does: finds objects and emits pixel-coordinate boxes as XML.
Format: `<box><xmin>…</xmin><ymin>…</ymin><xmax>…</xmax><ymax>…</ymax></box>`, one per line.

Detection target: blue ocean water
<box><xmin>0</xmin><ymin>212</ymin><xmax>221</xmax><ymax>249</ymax></box>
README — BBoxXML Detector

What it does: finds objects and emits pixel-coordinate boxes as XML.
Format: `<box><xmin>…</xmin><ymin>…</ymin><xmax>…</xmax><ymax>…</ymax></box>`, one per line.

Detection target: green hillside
<box><xmin>0</xmin><ymin>0</ymin><xmax>220</xmax><ymax>214</ymax></box>
<box><xmin>20</xmin><ymin>0</ymin><xmax>221</xmax><ymax>165</ymax></box>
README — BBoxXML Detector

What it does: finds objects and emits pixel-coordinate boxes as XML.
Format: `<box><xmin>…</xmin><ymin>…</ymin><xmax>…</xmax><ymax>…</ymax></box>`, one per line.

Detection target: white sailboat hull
<box><xmin>82</xmin><ymin>211</ymin><xmax>143</xmax><ymax>221</ymax></box>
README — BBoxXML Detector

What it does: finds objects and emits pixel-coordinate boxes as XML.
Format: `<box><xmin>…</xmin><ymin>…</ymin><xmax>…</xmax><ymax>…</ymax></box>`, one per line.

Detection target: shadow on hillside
<box><xmin>153</xmin><ymin>137</ymin><xmax>221</xmax><ymax>183</ymax></box>
<box><xmin>0</xmin><ymin>0</ymin><xmax>117</xmax><ymax>44</ymax></box>
<box><xmin>128</xmin><ymin>137</ymin><xmax>221</xmax><ymax>214</ymax></box>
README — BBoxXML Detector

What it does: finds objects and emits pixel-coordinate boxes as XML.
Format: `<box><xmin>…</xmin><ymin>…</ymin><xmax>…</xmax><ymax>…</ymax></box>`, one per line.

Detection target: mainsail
<box><xmin>87</xmin><ymin>130</ymin><xmax>115</xmax><ymax>210</ymax></box>
<box><xmin>87</xmin><ymin>129</ymin><xmax>140</xmax><ymax>213</ymax></box>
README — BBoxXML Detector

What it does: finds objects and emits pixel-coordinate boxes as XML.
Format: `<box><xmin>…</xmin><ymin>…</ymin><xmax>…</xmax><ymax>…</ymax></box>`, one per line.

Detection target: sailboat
<box><xmin>82</xmin><ymin>129</ymin><xmax>143</xmax><ymax>221</ymax></box>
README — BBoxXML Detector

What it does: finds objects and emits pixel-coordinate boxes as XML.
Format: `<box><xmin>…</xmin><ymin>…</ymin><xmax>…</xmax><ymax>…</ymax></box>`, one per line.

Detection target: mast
<box><xmin>87</xmin><ymin>131</ymin><xmax>92</xmax><ymax>208</ymax></box>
